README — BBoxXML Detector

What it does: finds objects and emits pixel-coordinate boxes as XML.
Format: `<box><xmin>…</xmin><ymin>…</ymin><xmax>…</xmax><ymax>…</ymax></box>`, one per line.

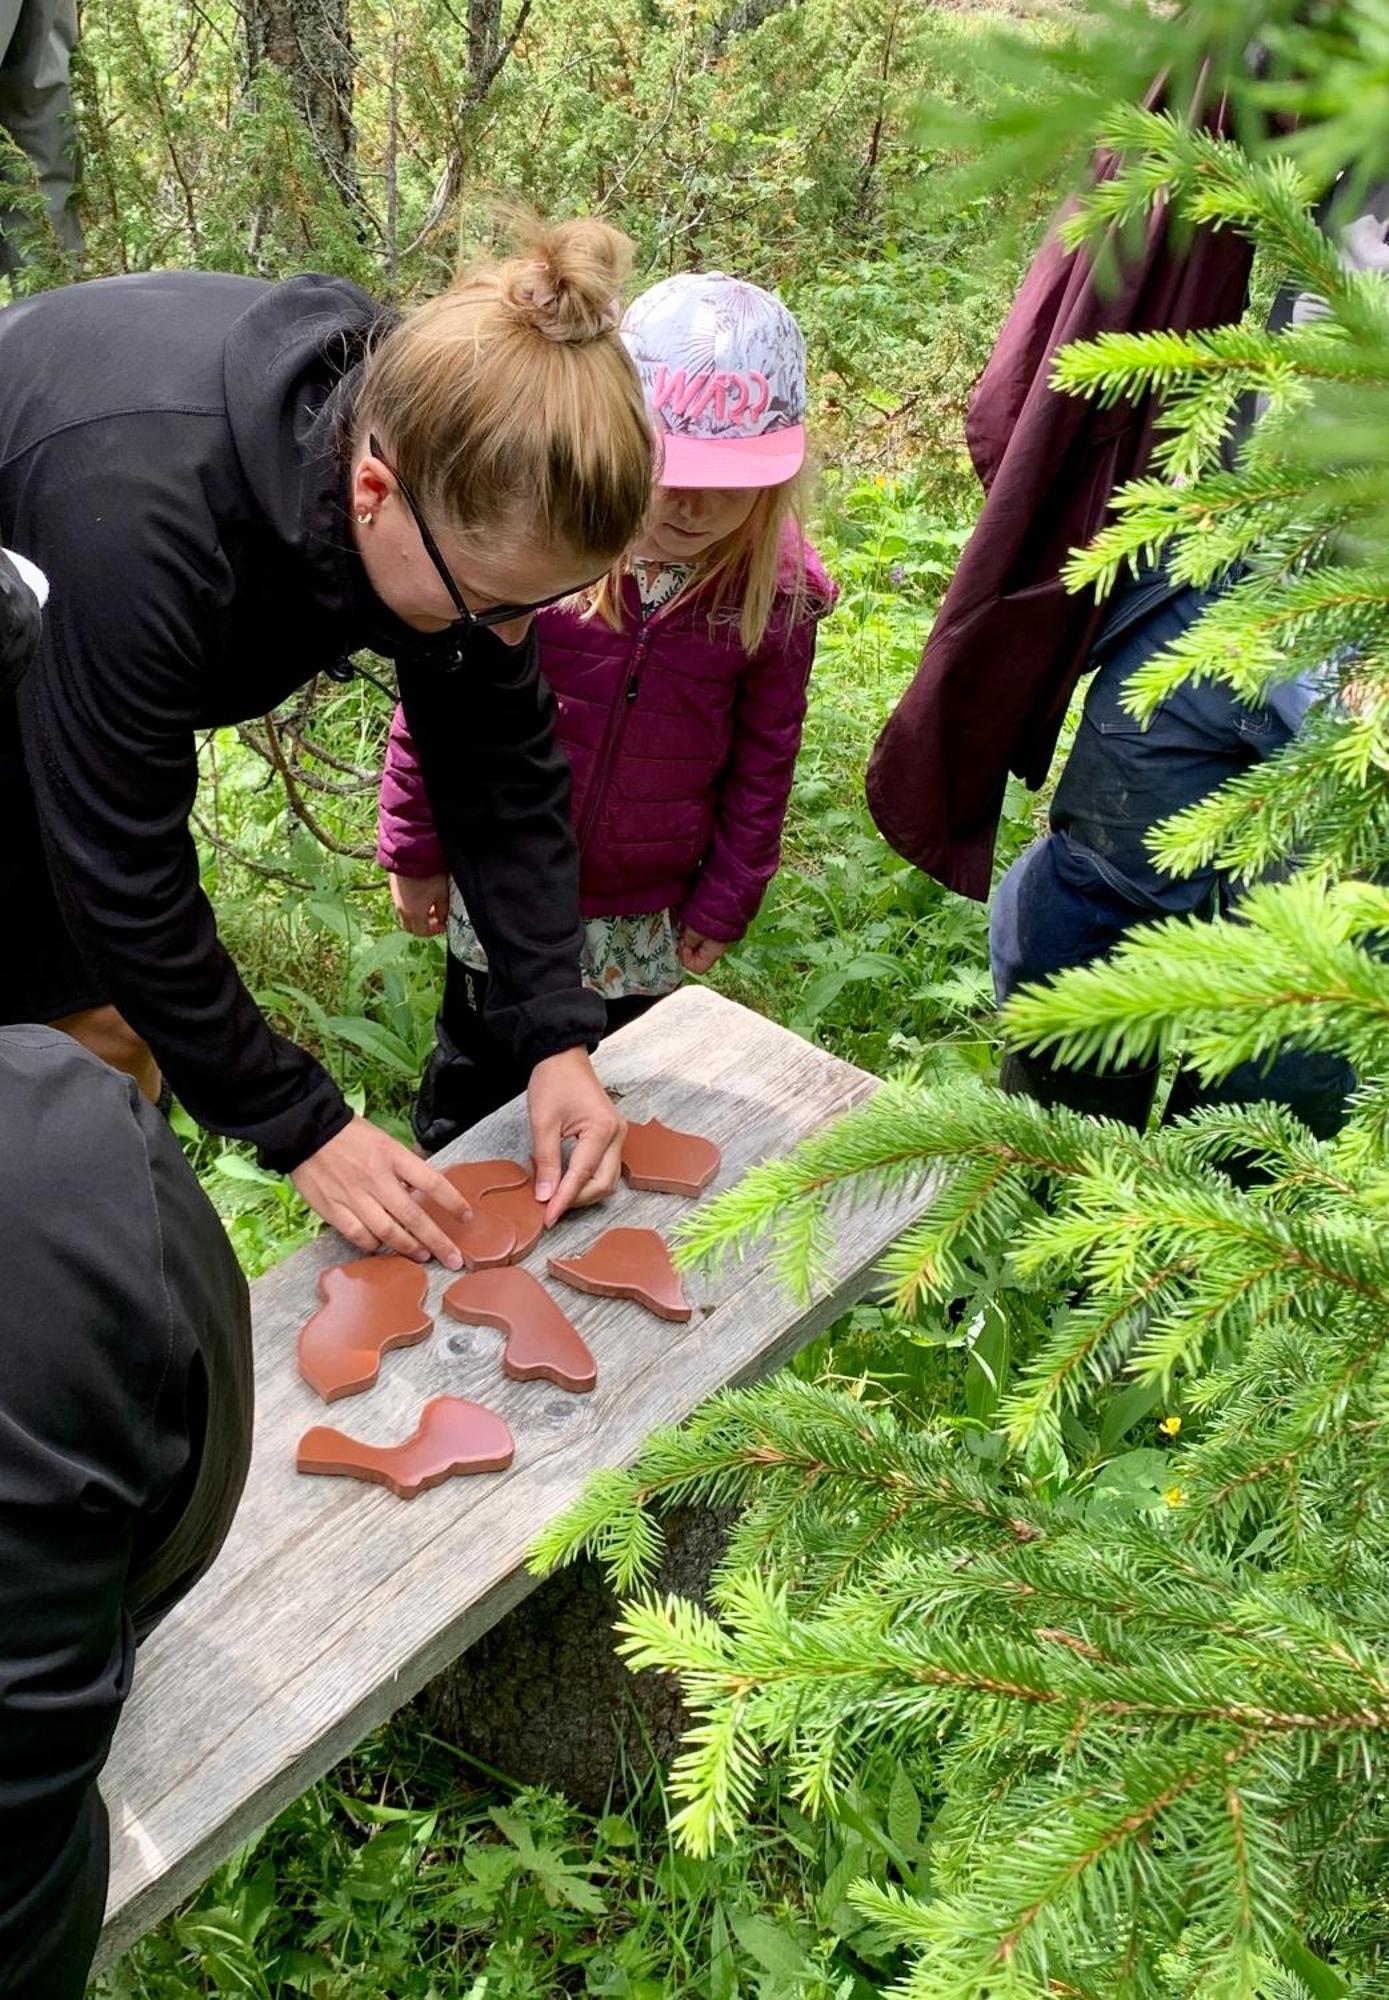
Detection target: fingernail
<box><xmin>535</xmin><ymin>1180</ymin><xmax>553</xmax><ymax>1201</ymax></box>
<box><xmin>446</xmin><ymin>1250</ymin><xmax>463</xmax><ymax>1271</ymax></box>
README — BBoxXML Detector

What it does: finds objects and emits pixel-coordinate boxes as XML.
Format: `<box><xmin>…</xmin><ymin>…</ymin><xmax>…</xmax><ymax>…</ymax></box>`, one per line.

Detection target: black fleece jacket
<box><xmin>0</xmin><ymin>1026</ymin><xmax>252</xmax><ymax>1998</ymax></box>
<box><xmin>0</xmin><ymin>270</ymin><xmax>603</xmax><ymax>1170</ymax></box>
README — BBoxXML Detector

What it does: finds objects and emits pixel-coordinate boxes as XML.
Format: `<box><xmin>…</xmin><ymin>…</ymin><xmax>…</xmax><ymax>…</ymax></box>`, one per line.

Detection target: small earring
<box><xmin>355</xmin><ymin>508</ymin><xmax>375</xmax><ymax>526</ymax></box>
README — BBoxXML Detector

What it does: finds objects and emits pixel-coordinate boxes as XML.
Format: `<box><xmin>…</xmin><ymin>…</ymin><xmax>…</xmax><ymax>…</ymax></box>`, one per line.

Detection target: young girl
<box><xmin>378</xmin><ymin>272</ymin><xmax>836</xmax><ymax>1150</ymax></box>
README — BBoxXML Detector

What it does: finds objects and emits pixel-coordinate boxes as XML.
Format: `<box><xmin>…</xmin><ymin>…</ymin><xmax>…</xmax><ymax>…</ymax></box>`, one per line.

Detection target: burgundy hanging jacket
<box><xmin>865</xmin><ymin>122</ymin><xmax>1255</xmax><ymax>899</ymax></box>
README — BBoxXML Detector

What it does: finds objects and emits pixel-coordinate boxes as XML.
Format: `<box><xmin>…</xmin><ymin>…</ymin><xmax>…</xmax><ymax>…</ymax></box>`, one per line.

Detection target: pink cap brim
<box><xmin>655</xmin><ymin>424</ymin><xmax>806</xmax><ymax>489</ymax></box>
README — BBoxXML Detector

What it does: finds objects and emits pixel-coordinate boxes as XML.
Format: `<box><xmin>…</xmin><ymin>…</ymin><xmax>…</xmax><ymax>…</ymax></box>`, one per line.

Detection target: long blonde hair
<box><xmin>355</xmin><ymin>212</ymin><xmax>653</xmax><ymax>564</ymax></box>
<box><xmin>590</xmin><ymin>464</ymin><xmax>813</xmax><ymax>653</ymax></box>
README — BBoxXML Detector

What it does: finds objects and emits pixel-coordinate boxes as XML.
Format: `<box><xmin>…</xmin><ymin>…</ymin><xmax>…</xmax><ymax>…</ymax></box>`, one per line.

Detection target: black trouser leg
<box><xmin>991</xmin><ymin>837</ymin><xmax>1356</xmax><ymax>1148</ymax></box>
<box><xmin>599</xmin><ymin>990</ymin><xmax>662</xmax><ymax>1037</ymax></box>
<box><xmin>1162</xmin><ymin>1048</ymin><xmax>1355</xmax><ymax>1144</ymax></box>
<box><xmin>0</xmin><ymin>1044</ymin><xmax>250</xmax><ymax>2000</ymax></box>
<box><xmin>411</xmin><ymin>958</ymin><xmax>532</xmax><ymax>1153</ymax></box>
<box><xmin>0</xmin><ymin>1789</ymin><xmax>108</xmax><ymax>2000</ymax></box>
<box><xmin>990</xmin><ymin>834</ymin><xmax>1167</xmax><ymax>1131</ymax></box>
<box><xmin>412</xmin><ymin>961</ymin><xmax>665</xmax><ymax>1155</ymax></box>
<box><xmin>1161</xmin><ymin>1050</ymin><xmax>1356</xmax><ymax>1191</ymax></box>
<box><xmin>997</xmin><ymin>1045</ymin><xmax>1162</xmax><ymax>1129</ymax></box>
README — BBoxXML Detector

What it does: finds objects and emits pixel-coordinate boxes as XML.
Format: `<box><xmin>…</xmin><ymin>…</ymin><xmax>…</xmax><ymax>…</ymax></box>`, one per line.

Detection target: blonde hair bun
<box><xmin>355</xmin><ymin>205</ymin><xmax>651</xmax><ymax>565</ymax></box>
<box><xmin>492</xmin><ymin>214</ymin><xmax>631</xmax><ymax>346</ymax></box>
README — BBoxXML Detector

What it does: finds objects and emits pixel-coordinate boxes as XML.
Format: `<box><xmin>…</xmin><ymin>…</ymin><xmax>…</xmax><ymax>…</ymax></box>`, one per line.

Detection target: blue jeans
<box><xmin>991</xmin><ymin>831</ymin><xmax>1354</xmax><ymax>1138</ymax></box>
<box><xmin>990</xmin><ymin>571</ymin><xmax>1353</xmax><ymax>1140</ymax></box>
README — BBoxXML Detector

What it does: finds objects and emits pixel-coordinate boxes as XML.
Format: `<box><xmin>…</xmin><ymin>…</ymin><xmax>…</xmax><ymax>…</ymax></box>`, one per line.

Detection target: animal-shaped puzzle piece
<box><xmin>298</xmin><ymin>1257</ymin><xmax>433</xmax><ymax>1402</ymax></box>
<box><xmin>442</xmin><ymin>1266</ymin><xmax>597</xmax><ymax>1393</ymax></box>
<box><xmin>419</xmin><ymin>1158</ymin><xmax>546</xmax><ymax>1269</ymax></box>
<box><xmin>297</xmin><ymin>1395</ymin><xmax>515</xmax><ymax>1499</ymax></box>
<box><xmin>620</xmin><ymin>1117</ymin><xmax>721</xmax><ymax>1196</ymax></box>
<box><xmin>548</xmin><ymin>1227</ymin><xmax>692</xmax><ymax>1324</ymax></box>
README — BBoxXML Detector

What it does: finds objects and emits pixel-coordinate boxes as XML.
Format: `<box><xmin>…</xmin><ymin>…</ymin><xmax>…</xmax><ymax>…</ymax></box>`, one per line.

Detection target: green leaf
<box><xmin>1279</xmin><ymin>1939</ymin><xmax>1349</xmax><ymax>1998</ymax></box>
<box><xmin>305</xmin><ymin>894</ymin><xmax>356</xmax><ymax>941</ymax></box>
<box><xmin>795</xmin><ymin>952</ymin><xmax>904</xmax><ymax>1024</ymax></box>
<box><xmin>342</xmin><ymin>1821</ymin><xmax>418</xmax><ymax>1900</ymax></box>
<box><xmin>324</xmin><ymin>1013</ymin><xmax>418</xmax><ymax>1075</ymax></box>
<box><xmin>347</xmin><ymin>928</ymin><xmax>420</xmax><ymax>991</ymax></box>
<box><xmin>238</xmin><ymin>1858</ymin><xmax>279</xmax><ymax>1942</ymax></box>
<box><xmin>1085</xmin><ymin>1448</ymin><xmax>1175</xmax><ymax>1524</ymax></box>
<box><xmin>730</xmin><ymin>1911</ymin><xmax>814</xmax><ymax>1979</ymax></box>
<box><xmin>964</xmin><ymin>1300</ymin><xmax>1011</xmax><ymax>1423</ymax></box>
<box><xmin>708</xmin><ymin>1903</ymin><xmax>739</xmax><ymax>2000</ymax></box>
<box><xmin>260</xmin><ymin>981</ymin><xmax>334</xmax><ymax>1041</ymax></box>
<box><xmin>886</xmin><ymin>1764</ymin><xmax>923</xmax><ymax>1859</ymax></box>
<box><xmin>212</xmin><ymin>1150</ymin><xmax>279</xmax><ymax>1186</ymax></box>
<box><xmin>277</xmin><ymin>1951</ymin><xmax>336</xmax><ymax>1992</ymax></box>
<box><xmin>1099</xmin><ymin>1376</ymin><xmax>1167</xmax><ymax>1452</ymax></box>
<box><xmin>817</xmin><ymin>1844</ymin><xmax>865</xmax><ymax>1931</ymax></box>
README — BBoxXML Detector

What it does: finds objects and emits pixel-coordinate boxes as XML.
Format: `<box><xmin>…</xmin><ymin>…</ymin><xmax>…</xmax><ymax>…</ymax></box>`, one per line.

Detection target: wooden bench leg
<box><xmin>410</xmin><ymin>1505</ymin><xmax>731</xmax><ymax>1809</ymax></box>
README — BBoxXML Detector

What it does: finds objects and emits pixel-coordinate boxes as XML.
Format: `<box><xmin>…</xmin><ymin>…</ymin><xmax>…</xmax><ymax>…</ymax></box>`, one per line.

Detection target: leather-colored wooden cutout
<box><xmin>298</xmin><ymin>1258</ymin><xmax>433</xmax><ymax>1402</ymax></box>
<box><xmin>442</xmin><ymin>1266</ymin><xmax>598</xmax><ymax>1393</ymax></box>
<box><xmin>620</xmin><ymin>1117</ymin><xmax>722</xmax><ymax>1196</ymax></box>
<box><xmin>419</xmin><ymin>1158</ymin><xmax>545</xmax><ymax>1268</ymax></box>
<box><xmin>548</xmin><ymin>1227</ymin><xmax>692</xmax><ymax>1323</ymax></box>
<box><xmin>296</xmin><ymin>1395</ymin><xmax>515</xmax><ymax>1499</ymax></box>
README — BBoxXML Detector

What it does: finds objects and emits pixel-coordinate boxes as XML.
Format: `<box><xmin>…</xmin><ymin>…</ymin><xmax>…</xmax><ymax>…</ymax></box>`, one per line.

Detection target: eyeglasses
<box><xmin>368</xmin><ymin>433</ymin><xmax>604</xmax><ymax>633</ymax></box>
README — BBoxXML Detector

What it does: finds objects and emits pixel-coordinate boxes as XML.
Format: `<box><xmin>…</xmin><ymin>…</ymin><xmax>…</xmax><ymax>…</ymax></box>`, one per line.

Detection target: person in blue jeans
<box><xmin>990</xmin><ymin>564</ymin><xmax>1356</xmax><ymax>1137</ymax></box>
<box><xmin>989</xmin><ymin>177</ymin><xmax>1389</xmax><ymax>1143</ymax></box>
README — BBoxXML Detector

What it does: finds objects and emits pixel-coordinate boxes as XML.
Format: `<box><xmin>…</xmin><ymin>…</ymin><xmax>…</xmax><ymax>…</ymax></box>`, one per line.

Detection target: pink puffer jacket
<box><xmin>378</xmin><ymin>538</ymin><xmax>835</xmax><ymax>943</ymax></box>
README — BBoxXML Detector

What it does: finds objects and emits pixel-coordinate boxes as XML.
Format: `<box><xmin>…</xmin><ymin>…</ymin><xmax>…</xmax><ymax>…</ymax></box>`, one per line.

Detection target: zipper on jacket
<box><xmin>575</xmin><ymin>622</ymin><xmax>650</xmax><ymax>852</ymax></box>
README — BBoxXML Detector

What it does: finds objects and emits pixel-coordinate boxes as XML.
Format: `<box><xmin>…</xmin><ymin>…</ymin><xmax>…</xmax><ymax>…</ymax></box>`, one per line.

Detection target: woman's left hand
<box><xmin>528</xmin><ymin>1046</ymin><xmax>625</xmax><ymax>1225</ymax></box>
<box><xmin>677</xmin><ymin>926</ymin><xmax>729</xmax><ymax>975</ymax></box>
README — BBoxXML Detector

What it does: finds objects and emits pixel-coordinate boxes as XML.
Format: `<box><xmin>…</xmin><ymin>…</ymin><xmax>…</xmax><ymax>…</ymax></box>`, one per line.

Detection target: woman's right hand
<box><xmin>389</xmin><ymin>871</ymin><xmax>450</xmax><ymax>936</ymax></box>
<box><xmin>289</xmin><ymin>1115</ymin><xmax>471</xmax><ymax>1267</ymax></box>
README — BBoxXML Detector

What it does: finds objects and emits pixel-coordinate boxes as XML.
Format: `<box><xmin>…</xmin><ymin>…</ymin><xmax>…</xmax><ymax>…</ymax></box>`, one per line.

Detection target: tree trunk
<box><xmin>410</xmin><ymin>1506</ymin><xmax>732</xmax><ymax>1810</ymax></box>
<box><xmin>705</xmin><ymin>0</ymin><xmax>799</xmax><ymax>63</ymax></box>
<box><xmin>407</xmin><ymin>0</ymin><xmax>533</xmax><ymax>251</ymax></box>
<box><xmin>244</xmin><ymin>0</ymin><xmax>357</xmax><ymax>206</ymax></box>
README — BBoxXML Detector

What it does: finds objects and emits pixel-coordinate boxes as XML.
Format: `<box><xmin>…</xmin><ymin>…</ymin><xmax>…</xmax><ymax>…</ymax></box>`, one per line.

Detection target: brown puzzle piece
<box><xmin>296</xmin><ymin>1395</ymin><xmax>515</xmax><ymax>1499</ymax></box>
<box><xmin>442</xmin><ymin>1266</ymin><xmax>598</xmax><ymax>1393</ymax></box>
<box><xmin>298</xmin><ymin>1257</ymin><xmax>433</xmax><ymax>1402</ymax></box>
<box><xmin>477</xmin><ymin>1176</ymin><xmax>546</xmax><ymax>1263</ymax></box>
<box><xmin>418</xmin><ymin>1158</ymin><xmax>545</xmax><ymax>1268</ymax></box>
<box><xmin>620</xmin><ymin>1117</ymin><xmax>721</xmax><ymax>1196</ymax></box>
<box><xmin>548</xmin><ymin>1227</ymin><xmax>692</xmax><ymax>1324</ymax></box>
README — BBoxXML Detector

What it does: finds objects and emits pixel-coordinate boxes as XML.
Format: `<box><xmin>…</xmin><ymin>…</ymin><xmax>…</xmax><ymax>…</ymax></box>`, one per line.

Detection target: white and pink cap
<box><xmin>621</xmin><ymin>272</ymin><xmax>806</xmax><ymax>490</ymax></box>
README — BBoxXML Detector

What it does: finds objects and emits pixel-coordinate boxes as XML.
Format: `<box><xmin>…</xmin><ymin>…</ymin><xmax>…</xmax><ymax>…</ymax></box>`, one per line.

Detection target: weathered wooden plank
<box><xmin>96</xmin><ymin>987</ymin><xmax>934</xmax><ymax>1970</ymax></box>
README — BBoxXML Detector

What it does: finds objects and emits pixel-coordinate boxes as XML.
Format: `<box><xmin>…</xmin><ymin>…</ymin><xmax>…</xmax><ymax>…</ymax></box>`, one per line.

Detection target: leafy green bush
<box><xmin>98</xmin><ymin>1721</ymin><xmax>944</xmax><ymax>1997</ymax></box>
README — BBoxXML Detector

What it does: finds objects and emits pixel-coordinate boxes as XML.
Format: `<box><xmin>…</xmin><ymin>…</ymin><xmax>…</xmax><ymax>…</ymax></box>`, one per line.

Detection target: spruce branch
<box><xmin>1001</xmin><ymin>877</ymin><xmax>1389</xmax><ymax>1085</ymax></box>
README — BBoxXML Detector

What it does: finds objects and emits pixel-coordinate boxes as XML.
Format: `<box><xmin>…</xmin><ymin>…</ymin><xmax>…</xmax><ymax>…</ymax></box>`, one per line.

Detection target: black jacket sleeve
<box><xmin>396</xmin><ymin>626</ymin><xmax>605</xmax><ymax>1066</ymax></box>
<box><xmin>0</xmin><ymin>1027</ymin><xmax>251</xmax><ymax>2000</ymax></box>
<box><xmin>14</xmin><ymin>431</ymin><xmax>352</xmax><ymax>1172</ymax></box>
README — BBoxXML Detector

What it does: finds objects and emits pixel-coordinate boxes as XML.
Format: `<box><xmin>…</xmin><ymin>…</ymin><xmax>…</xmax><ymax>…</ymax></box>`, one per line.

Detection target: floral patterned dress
<box><xmin>448</xmin><ymin>559</ymin><xmax>694</xmax><ymax>1000</ymax></box>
